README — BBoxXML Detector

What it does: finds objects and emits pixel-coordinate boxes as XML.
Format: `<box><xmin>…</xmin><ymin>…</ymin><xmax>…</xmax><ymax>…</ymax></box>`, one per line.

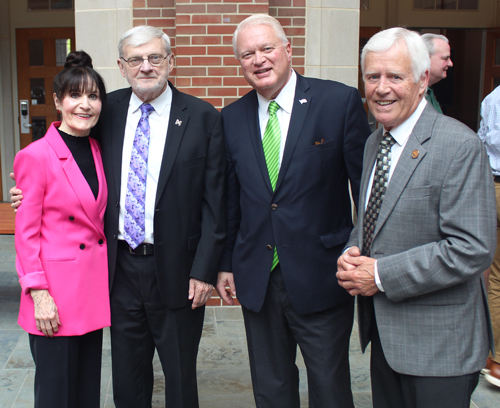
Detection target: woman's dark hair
<box><xmin>53</xmin><ymin>51</ymin><xmax>106</xmax><ymax>104</ymax></box>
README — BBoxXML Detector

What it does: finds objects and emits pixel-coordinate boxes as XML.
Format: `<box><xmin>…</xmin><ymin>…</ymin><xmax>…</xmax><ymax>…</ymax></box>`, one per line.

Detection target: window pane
<box><xmin>29</xmin><ymin>39</ymin><xmax>44</xmax><ymax>66</ymax></box>
<box><xmin>458</xmin><ymin>0</ymin><xmax>478</xmax><ymax>9</ymax></box>
<box><xmin>30</xmin><ymin>79</ymin><xmax>46</xmax><ymax>105</ymax></box>
<box><xmin>494</xmin><ymin>77</ymin><xmax>500</xmax><ymax>89</ymax></box>
<box><xmin>442</xmin><ymin>0</ymin><xmax>457</xmax><ymax>9</ymax></box>
<box><xmin>51</xmin><ymin>0</ymin><xmax>73</xmax><ymax>9</ymax></box>
<box><xmin>414</xmin><ymin>0</ymin><xmax>436</xmax><ymax>9</ymax></box>
<box><xmin>32</xmin><ymin>117</ymin><xmax>47</xmax><ymax>142</ymax></box>
<box><xmin>28</xmin><ymin>0</ymin><xmax>49</xmax><ymax>10</ymax></box>
<box><xmin>495</xmin><ymin>40</ymin><xmax>500</xmax><ymax>66</ymax></box>
<box><xmin>55</xmin><ymin>39</ymin><xmax>71</xmax><ymax>66</ymax></box>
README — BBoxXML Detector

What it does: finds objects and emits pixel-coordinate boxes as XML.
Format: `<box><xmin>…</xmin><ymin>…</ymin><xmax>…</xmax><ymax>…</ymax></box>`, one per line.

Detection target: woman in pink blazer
<box><xmin>14</xmin><ymin>51</ymin><xmax>110</xmax><ymax>408</ymax></box>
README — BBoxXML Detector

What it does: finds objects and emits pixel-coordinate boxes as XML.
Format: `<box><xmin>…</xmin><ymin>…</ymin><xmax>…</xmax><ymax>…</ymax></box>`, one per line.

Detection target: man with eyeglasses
<box><xmin>8</xmin><ymin>25</ymin><xmax>225</xmax><ymax>408</ymax></box>
<box><xmin>102</xmin><ymin>25</ymin><xmax>226</xmax><ymax>408</ymax></box>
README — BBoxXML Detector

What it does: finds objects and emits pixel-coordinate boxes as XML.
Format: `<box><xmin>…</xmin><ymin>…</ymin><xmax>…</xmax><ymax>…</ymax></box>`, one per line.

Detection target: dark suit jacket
<box><xmin>220</xmin><ymin>74</ymin><xmax>371</xmax><ymax>314</ymax></box>
<box><xmin>347</xmin><ymin>104</ymin><xmax>496</xmax><ymax>376</ymax></box>
<box><xmin>95</xmin><ymin>83</ymin><xmax>226</xmax><ymax>309</ymax></box>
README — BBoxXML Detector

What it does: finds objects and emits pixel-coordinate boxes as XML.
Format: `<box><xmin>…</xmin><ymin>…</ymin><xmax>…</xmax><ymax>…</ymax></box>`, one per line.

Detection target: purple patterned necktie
<box><xmin>362</xmin><ymin>132</ymin><xmax>396</xmax><ymax>257</ymax></box>
<box><xmin>124</xmin><ymin>103</ymin><xmax>155</xmax><ymax>249</ymax></box>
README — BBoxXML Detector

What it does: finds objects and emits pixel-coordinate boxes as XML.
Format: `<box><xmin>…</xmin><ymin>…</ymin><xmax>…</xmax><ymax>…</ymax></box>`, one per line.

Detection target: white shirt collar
<box><xmin>129</xmin><ymin>84</ymin><xmax>172</xmax><ymax>116</ymax></box>
<box><xmin>384</xmin><ymin>97</ymin><xmax>427</xmax><ymax>146</ymax></box>
<box><xmin>257</xmin><ymin>69</ymin><xmax>296</xmax><ymax>115</ymax></box>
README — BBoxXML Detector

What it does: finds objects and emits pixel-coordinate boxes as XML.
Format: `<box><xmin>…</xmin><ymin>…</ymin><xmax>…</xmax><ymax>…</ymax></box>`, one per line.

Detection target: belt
<box><xmin>494</xmin><ymin>175</ymin><xmax>500</xmax><ymax>183</ymax></box>
<box><xmin>119</xmin><ymin>240</ymin><xmax>154</xmax><ymax>255</ymax></box>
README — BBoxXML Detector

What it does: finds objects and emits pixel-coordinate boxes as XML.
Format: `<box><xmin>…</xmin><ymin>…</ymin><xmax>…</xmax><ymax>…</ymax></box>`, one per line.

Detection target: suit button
<box><xmin>116</xmin><ymin>202</ymin><xmax>119</xmax><ymax>207</ymax></box>
<box><xmin>113</xmin><ymin>235</ymin><xmax>117</xmax><ymax>240</ymax></box>
<box><xmin>271</xmin><ymin>203</ymin><xmax>278</xmax><ymax>210</ymax></box>
<box><xmin>266</xmin><ymin>245</ymin><xmax>273</xmax><ymax>250</ymax></box>
<box><xmin>69</xmin><ymin>216</ymin><xmax>75</xmax><ymax>221</ymax></box>
<box><xmin>80</xmin><ymin>244</ymin><xmax>85</xmax><ymax>250</ymax></box>
<box><xmin>98</xmin><ymin>239</ymin><xmax>104</xmax><ymax>245</ymax></box>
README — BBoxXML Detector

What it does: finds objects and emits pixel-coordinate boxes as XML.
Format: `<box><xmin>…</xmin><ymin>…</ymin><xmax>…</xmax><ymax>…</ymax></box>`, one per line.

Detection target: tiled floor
<box><xmin>1</xmin><ymin>234</ymin><xmax>499</xmax><ymax>407</ymax></box>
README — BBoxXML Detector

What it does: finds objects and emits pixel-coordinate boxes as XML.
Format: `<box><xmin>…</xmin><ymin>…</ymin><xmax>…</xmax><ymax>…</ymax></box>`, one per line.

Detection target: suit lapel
<box><xmin>155</xmin><ymin>84</ymin><xmax>189</xmax><ymax>207</ymax></box>
<box><xmin>371</xmin><ymin>105</ymin><xmax>436</xmax><ymax>239</ymax></box>
<box><xmin>275</xmin><ymin>74</ymin><xmax>311</xmax><ymax>192</ymax></box>
<box><xmin>91</xmin><ymin>138</ymin><xmax>108</xmax><ymax>230</ymax></box>
<box><xmin>110</xmin><ymin>88</ymin><xmax>132</xmax><ymax>202</ymax></box>
<box><xmin>246</xmin><ymin>90</ymin><xmax>275</xmax><ymax>193</ymax></box>
<box><xmin>45</xmin><ymin>124</ymin><xmax>105</xmax><ymax>238</ymax></box>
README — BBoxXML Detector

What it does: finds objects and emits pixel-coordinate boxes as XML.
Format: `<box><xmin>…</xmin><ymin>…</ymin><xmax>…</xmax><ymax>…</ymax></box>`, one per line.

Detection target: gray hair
<box><xmin>118</xmin><ymin>25</ymin><xmax>172</xmax><ymax>57</ymax></box>
<box><xmin>361</xmin><ymin>27</ymin><xmax>430</xmax><ymax>83</ymax></box>
<box><xmin>421</xmin><ymin>33</ymin><xmax>449</xmax><ymax>57</ymax></box>
<box><xmin>232</xmin><ymin>14</ymin><xmax>288</xmax><ymax>59</ymax></box>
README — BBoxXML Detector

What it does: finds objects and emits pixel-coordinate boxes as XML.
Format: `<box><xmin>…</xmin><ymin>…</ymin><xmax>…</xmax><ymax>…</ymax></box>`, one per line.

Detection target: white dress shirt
<box><xmin>478</xmin><ymin>85</ymin><xmax>500</xmax><ymax>176</ymax></box>
<box><xmin>118</xmin><ymin>85</ymin><xmax>173</xmax><ymax>244</ymax></box>
<box><xmin>256</xmin><ymin>70</ymin><xmax>297</xmax><ymax>165</ymax></box>
<box><xmin>367</xmin><ymin>98</ymin><xmax>428</xmax><ymax>290</ymax></box>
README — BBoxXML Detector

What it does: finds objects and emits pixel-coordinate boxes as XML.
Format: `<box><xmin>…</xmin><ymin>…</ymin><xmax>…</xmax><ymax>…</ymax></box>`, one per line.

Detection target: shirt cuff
<box><xmin>374</xmin><ymin>260</ymin><xmax>385</xmax><ymax>292</ymax></box>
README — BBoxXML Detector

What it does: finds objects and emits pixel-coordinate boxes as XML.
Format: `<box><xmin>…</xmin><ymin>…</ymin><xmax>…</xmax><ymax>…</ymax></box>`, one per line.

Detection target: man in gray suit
<box><xmin>337</xmin><ymin>27</ymin><xmax>496</xmax><ymax>408</ymax></box>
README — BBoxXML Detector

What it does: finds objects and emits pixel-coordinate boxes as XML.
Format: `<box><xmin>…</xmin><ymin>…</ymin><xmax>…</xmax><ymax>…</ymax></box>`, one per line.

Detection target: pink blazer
<box><xmin>14</xmin><ymin>122</ymin><xmax>110</xmax><ymax>336</ymax></box>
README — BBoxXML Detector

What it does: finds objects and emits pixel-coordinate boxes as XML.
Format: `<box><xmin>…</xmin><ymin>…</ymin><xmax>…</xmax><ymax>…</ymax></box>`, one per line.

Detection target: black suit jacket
<box><xmin>95</xmin><ymin>83</ymin><xmax>226</xmax><ymax>309</ymax></box>
<box><xmin>220</xmin><ymin>74</ymin><xmax>370</xmax><ymax>314</ymax></box>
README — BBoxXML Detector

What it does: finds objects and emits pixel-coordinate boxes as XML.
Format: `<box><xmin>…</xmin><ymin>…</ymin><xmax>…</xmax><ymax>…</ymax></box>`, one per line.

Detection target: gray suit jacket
<box><xmin>347</xmin><ymin>103</ymin><xmax>496</xmax><ymax>377</ymax></box>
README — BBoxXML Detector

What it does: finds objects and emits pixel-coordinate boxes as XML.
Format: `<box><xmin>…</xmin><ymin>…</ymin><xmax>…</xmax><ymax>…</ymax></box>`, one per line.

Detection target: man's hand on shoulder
<box><xmin>216</xmin><ymin>272</ymin><xmax>236</xmax><ymax>306</ymax></box>
<box><xmin>9</xmin><ymin>173</ymin><xmax>22</xmax><ymax>212</ymax></box>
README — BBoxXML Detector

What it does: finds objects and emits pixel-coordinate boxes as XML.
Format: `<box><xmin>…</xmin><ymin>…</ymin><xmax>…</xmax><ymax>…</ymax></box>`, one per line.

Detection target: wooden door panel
<box><xmin>16</xmin><ymin>27</ymin><xmax>75</xmax><ymax>149</ymax></box>
<box><xmin>483</xmin><ymin>28</ymin><xmax>500</xmax><ymax>99</ymax></box>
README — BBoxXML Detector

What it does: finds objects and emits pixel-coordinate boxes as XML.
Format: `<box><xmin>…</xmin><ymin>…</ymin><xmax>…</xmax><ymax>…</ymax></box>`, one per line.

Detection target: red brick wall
<box><xmin>132</xmin><ymin>1</ymin><xmax>305</xmax><ymax>305</ymax></box>
<box><xmin>132</xmin><ymin>0</ymin><xmax>305</xmax><ymax>110</ymax></box>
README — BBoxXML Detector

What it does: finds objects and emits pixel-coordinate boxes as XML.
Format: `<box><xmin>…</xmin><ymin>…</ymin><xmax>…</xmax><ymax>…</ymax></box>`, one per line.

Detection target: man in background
<box><xmin>421</xmin><ymin>33</ymin><xmax>453</xmax><ymax>113</ymax></box>
<box><xmin>478</xmin><ymin>85</ymin><xmax>500</xmax><ymax>388</ymax></box>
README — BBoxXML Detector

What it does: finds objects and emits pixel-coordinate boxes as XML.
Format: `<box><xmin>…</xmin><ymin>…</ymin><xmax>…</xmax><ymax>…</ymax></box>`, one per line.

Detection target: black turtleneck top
<box><xmin>58</xmin><ymin>129</ymin><xmax>99</xmax><ymax>200</ymax></box>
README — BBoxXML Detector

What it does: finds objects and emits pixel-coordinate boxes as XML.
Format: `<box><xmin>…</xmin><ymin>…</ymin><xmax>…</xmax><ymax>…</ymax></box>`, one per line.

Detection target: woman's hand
<box><xmin>30</xmin><ymin>289</ymin><xmax>61</xmax><ymax>337</ymax></box>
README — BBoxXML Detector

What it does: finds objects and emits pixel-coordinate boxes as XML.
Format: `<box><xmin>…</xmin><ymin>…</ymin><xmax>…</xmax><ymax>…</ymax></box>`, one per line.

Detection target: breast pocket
<box><xmin>399</xmin><ymin>185</ymin><xmax>433</xmax><ymax>200</ymax></box>
<box><xmin>304</xmin><ymin>140</ymin><xmax>336</xmax><ymax>154</ymax></box>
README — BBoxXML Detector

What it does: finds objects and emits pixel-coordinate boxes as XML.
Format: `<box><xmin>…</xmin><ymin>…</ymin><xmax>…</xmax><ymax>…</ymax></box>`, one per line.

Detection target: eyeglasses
<box><xmin>120</xmin><ymin>54</ymin><xmax>169</xmax><ymax>68</ymax></box>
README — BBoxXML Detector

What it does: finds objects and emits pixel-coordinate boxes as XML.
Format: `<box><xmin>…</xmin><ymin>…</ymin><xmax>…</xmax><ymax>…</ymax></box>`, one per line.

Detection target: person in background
<box><xmin>338</xmin><ymin>27</ymin><xmax>495</xmax><ymax>408</ymax></box>
<box><xmin>478</xmin><ymin>85</ymin><xmax>500</xmax><ymax>388</ymax></box>
<box><xmin>14</xmin><ymin>51</ymin><xmax>109</xmax><ymax>408</ymax></box>
<box><xmin>421</xmin><ymin>33</ymin><xmax>453</xmax><ymax>113</ymax></box>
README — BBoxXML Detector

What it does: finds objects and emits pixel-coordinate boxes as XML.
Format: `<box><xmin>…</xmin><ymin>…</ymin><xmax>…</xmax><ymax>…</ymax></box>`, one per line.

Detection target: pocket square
<box><xmin>314</xmin><ymin>139</ymin><xmax>325</xmax><ymax>145</ymax></box>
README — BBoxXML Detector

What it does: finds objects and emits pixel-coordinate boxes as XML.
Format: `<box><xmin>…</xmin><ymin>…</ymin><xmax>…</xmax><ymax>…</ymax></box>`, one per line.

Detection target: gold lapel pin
<box><xmin>411</xmin><ymin>149</ymin><xmax>419</xmax><ymax>159</ymax></box>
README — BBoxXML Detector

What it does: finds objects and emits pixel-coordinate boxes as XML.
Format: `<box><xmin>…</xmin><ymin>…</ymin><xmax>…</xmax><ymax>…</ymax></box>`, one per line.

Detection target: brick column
<box><xmin>132</xmin><ymin>0</ymin><xmax>306</xmax><ymax>109</ymax></box>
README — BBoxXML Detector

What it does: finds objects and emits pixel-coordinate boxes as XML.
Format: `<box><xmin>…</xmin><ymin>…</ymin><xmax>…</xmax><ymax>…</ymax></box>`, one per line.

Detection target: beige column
<box><xmin>74</xmin><ymin>0</ymin><xmax>134</xmax><ymax>92</ymax></box>
<box><xmin>0</xmin><ymin>0</ymin><xmax>14</xmax><ymax>199</ymax></box>
<box><xmin>305</xmin><ymin>0</ymin><xmax>361</xmax><ymax>88</ymax></box>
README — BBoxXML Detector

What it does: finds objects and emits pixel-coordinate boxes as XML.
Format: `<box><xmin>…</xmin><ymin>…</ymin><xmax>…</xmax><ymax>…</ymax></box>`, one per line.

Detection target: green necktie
<box><xmin>262</xmin><ymin>100</ymin><xmax>281</xmax><ymax>271</ymax></box>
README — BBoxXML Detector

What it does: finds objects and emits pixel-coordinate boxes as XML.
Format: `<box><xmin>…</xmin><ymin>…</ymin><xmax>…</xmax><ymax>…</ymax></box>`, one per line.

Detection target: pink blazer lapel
<box><xmin>45</xmin><ymin>122</ymin><xmax>107</xmax><ymax>238</ymax></box>
<box><xmin>90</xmin><ymin>137</ymin><xmax>108</xmax><ymax>230</ymax></box>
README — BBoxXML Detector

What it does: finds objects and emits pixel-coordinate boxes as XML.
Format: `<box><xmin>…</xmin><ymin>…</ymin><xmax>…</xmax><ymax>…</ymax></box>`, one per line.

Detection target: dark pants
<box><xmin>370</xmin><ymin>322</ymin><xmax>480</xmax><ymax>408</ymax></box>
<box><xmin>110</xmin><ymin>242</ymin><xmax>205</xmax><ymax>408</ymax></box>
<box><xmin>242</xmin><ymin>265</ymin><xmax>355</xmax><ymax>408</ymax></box>
<box><xmin>29</xmin><ymin>329</ymin><xmax>103</xmax><ymax>408</ymax></box>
